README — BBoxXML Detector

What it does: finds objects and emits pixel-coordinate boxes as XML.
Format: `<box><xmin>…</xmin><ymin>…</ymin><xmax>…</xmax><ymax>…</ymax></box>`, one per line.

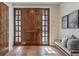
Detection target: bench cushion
<box><xmin>67</xmin><ymin>38</ymin><xmax>79</xmax><ymax>50</ymax></box>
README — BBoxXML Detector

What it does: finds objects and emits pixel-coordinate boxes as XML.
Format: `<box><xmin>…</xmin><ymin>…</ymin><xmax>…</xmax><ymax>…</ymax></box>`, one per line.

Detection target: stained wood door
<box><xmin>0</xmin><ymin>2</ymin><xmax>8</xmax><ymax>55</ymax></box>
<box><xmin>21</xmin><ymin>8</ymin><xmax>41</xmax><ymax>45</ymax></box>
<box><xmin>14</xmin><ymin>8</ymin><xmax>49</xmax><ymax>46</ymax></box>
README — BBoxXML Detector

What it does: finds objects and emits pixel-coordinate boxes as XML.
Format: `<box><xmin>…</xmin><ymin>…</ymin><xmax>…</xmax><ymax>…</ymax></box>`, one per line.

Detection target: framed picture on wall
<box><xmin>68</xmin><ymin>10</ymin><xmax>79</xmax><ymax>28</ymax></box>
<box><xmin>62</xmin><ymin>15</ymin><xmax>68</xmax><ymax>28</ymax></box>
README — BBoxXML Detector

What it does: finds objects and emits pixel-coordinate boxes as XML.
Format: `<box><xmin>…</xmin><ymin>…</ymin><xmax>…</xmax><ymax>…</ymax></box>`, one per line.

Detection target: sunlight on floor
<box><xmin>16</xmin><ymin>46</ymin><xmax>22</xmax><ymax>52</ymax></box>
<box><xmin>44</xmin><ymin>47</ymin><xmax>56</xmax><ymax>54</ymax></box>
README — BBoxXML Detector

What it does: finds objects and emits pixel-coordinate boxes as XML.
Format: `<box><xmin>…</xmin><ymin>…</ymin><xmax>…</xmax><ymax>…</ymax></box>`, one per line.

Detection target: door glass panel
<box><xmin>42</xmin><ymin>16</ymin><xmax>45</xmax><ymax>20</ymax></box>
<box><xmin>42</xmin><ymin>21</ymin><xmax>46</xmax><ymax>25</ymax></box>
<box><xmin>19</xmin><ymin>21</ymin><xmax>21</xmax><ymax>25</ymax></box>
<box><xmin>16</xmin><ymin>26</ymin><xmax>18</xmax><ymax>31</ymax></box>
<box><xmin>16</xmin><ymin>21</ymin><xmax>18</xmax><ymax>25</ymax></box>
<box><xmin>45</xmin><ymin>37</ymin><xmax>48</xmax><ymax>41</ymax></box>
<box><xmin>19</xmin><ymin>26</ymin><xmax>21</xmax><ymax>31</ymax></box>
<box><xmin>45</xmin><ymin>16</ymin><xmax>48</xmax><ymax>20</ymax></box>
<box><xmin>42</xmin><ymin>37</ymin><xmax>45</xmax><ymax>41</ymax></box>
<box><xmin>19</xmin><ymin>32</ymin><xmax>21</xmax><ymax>36</ymax></box>
<box><xmin>19</xmin><ymin>37</ymin><xmax>21</xmax><ymax>42</ymax></box>
<box><xmin>16</xmin><ymin>37</ymin><xmax>18</xmax><ymax>42</ymax></box>
<box><xmin>16</xmin><ymin>16</ymin><xmax>18</xmax><ymax>20</ymax></box>
<box><xmin>16</xmin><ymin>10</ymin><xmax>19</xmax><ymax>15</ymax></box>
<box><xmin>45</xmin><ymin>32</ymin><xmax>48</xmax><ymax>36</ymax></box>
<box><xmin>45</xmin><ymin>27</ymin><xmax>48</xmax><ymax>31</ymax></box>
<box><xmin>19</xmin><ymin>16</ymin><xmax>21</xmax><ymax>20</ymax></box>
<box><xmin>42</xmin><ymin>26</ymin><xmax>44</xmax><ymax>31</ymax></box>
<box><xmin>45</xmin><ymin>10</ymin><xmax>48</xmax><ymax>16</ymax></box>
<box><xmin>16</xmin><ymin>32</ymin><xmax>18</xmax><ymax>36</ymax></box>
<box><xmin>19</xmin><ymin>10</ymin><xmax>21</xmax><ymax>15</ymax></box>
<box><xmin>15</xmin><ymin>9</ymin><xmax>22</xmax><ymax>44</ymax></box>
<box><xmin>45</xmin><ymin>21</ymin><xmax>48</xmax><ymax>25</ymax></box>
<box><xmin>42</xmin><ymin>32</ymin><xmax>45</xmax><ymax>36</ymax></box>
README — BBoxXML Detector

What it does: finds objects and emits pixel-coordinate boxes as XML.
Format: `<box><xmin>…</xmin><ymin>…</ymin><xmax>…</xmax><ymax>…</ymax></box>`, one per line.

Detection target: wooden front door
<box><xmin>21</xmin><ymin>8</ymin><xmax>41</xmax><ymax>45</ymax></box>
<box><xmin>14</xmin><ymin>8</ymin><xmax>49</xmax><ymax>46</ymax></box>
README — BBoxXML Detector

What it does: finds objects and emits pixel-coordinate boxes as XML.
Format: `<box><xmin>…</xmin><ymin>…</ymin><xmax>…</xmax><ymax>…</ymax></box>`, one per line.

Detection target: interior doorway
<box><xmin>14</xmin><ymin>8</ymin><xmax>50</xmax><ymax>45</ymax></box>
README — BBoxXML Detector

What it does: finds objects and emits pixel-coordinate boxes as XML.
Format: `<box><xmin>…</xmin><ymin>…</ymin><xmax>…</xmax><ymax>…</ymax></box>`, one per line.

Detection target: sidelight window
<box><xmin>41</xmin><ymin>9</ymin><xmax>49</xmax><ymax>45</ymax></box>
<box><xmin>15</xmin><ymin>9</ymin><xmax>21</xmax><ymax>43</ymax></box>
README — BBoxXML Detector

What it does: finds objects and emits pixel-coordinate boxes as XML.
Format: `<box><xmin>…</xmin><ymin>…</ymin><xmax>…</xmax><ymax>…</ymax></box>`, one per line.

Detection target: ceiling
<box><xmin>13</xmin><ymin>2</ymin><xmax>60</xmax><ymax>5</ymax></box>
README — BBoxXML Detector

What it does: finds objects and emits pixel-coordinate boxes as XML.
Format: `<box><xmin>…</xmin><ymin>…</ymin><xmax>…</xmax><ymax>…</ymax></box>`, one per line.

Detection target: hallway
<box><xmin>6</xmin><ymin>46</ymin><xmax>66</xmax><ymax>56</ymax></box>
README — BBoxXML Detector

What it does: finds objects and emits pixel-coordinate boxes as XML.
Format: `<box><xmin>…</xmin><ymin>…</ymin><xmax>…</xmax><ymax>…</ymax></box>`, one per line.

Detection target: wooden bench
<box><xmin>54</xmin><ymin>40</ymin><xmax>79</xmax><ymax>56</ymax></box>
<box><xmin>54</xmin><ymin>41</ymin><xmax>71</xmax><ymax>56</ymax></box>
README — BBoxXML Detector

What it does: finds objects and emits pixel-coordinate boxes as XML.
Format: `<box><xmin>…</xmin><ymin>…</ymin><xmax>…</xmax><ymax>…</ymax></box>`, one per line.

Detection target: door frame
<box><xmin>14</xmin><ymin>8</ymin><xmax>50</xmax><ymax>46</ymax></box>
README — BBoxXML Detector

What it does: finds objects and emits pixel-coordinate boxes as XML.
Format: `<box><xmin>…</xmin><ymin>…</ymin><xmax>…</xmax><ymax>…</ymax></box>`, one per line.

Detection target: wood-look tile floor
<box><xmin>5</xmin><ymin>46</ymin><xmax>66</xmax><ymax>56</ymax></box>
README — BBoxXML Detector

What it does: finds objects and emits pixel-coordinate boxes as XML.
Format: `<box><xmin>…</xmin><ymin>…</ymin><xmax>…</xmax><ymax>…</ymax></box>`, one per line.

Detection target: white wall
<box><xmin>49</xmin><ymin>5</ymin><xmax>60</xmax><ymax>45</ymax></box>
<box><xmin>4</xmin><ymin>2</ymin><xmax>14</xmax><ymax>51</ymax></box>
<box><xmin>13</xmin><ymin>4</ymin><xmax>59</xmax><ymax>45</ymax></box>
<box><xmin>59</xmin><ymin>2</ymin><xmax>79</xmax><ymax>40</ymax></box>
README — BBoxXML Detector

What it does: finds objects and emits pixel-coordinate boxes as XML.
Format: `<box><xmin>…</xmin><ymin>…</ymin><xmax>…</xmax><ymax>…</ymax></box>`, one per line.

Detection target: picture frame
<box><xmin>62</xmin><ymin>15</ymin><xmax>68</xmax><ymax>29</ymax></box>
<box><xmin>68</xmin><ymin>10</ymin><xmax>79</xmax><ymax>28</ymax></box>
<box><xmin>62</xmin><ymin>10</ymin><xmax>79</xmax><ymax>29</ymax></box>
